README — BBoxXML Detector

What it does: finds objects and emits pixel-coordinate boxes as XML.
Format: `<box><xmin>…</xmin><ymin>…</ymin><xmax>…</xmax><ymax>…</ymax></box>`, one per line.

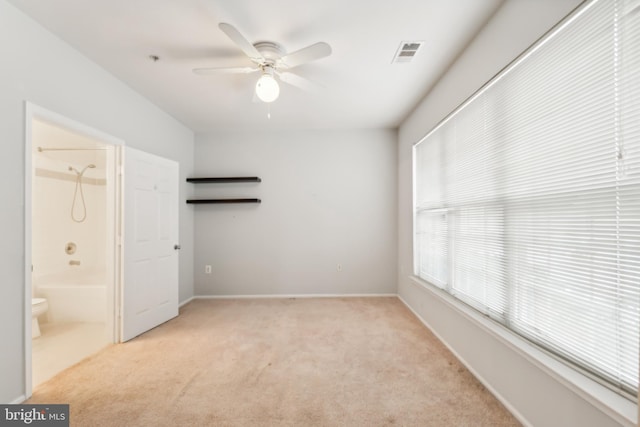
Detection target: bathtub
<box><xmin>34</xmin><ymin>271</ymin><xmax>107</xmax><ymax>323</ymax></box>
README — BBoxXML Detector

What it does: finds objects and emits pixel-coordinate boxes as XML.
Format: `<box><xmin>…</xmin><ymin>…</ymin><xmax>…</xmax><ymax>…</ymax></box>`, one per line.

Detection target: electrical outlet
<box><xmin>205</xmin><ymin>265</ymin><xmax>212</xmax><ymax>274</ymax></box>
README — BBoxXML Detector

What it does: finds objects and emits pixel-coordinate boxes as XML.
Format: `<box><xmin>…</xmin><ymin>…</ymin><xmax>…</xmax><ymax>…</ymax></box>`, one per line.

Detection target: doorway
<box><xmin>24</xmin><ymin>104</ymin><xmax>122</xmax><ymax>395</ymax></box>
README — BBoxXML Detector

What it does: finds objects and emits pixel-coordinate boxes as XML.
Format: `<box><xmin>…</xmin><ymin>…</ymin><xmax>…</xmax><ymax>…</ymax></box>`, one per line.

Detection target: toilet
<box><xmin>32</xmin><ymin>298</ymin><xmax>49</xmax><ymax>338</ymax></box>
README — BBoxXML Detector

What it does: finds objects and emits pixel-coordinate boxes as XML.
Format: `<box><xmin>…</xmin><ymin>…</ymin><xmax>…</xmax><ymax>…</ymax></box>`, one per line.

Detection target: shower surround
<box><xmin>32</xmin><ymin>138</ymin><xmax>108</xmax><ymax>325</ymax></box>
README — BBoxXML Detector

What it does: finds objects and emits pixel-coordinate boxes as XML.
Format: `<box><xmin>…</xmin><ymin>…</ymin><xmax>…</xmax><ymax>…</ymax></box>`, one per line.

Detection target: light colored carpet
<box><xmin>28</xmin><ymin>297</ymin><xmax>521</xmax><ymax>426</ymax></box>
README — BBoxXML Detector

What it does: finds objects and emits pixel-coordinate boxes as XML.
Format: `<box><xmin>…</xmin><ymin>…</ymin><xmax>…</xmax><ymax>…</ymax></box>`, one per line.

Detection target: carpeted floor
<box><xmin>28</xmin><ymin>297</ymin><xmax>521</xmax><ymax>426</ymax></box>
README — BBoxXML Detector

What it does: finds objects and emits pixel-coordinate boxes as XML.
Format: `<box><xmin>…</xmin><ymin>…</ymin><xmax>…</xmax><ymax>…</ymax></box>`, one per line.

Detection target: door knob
<box><xmin>174</xmin><ymin>244</ymin><xmax>181</xmax><ymax>250</ymax></box>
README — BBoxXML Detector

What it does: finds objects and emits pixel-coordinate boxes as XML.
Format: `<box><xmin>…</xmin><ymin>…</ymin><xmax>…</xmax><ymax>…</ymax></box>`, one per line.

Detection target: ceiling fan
<box><xmin>193</xmin><ymin>23</ymin><xmax>332</xmax><ymax>103</ymax></box>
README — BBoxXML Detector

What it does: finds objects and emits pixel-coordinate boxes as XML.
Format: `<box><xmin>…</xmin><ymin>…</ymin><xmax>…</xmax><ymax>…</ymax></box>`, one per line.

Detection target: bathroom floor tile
<box><xmin>32</xmin><ymin>322</ymin><xmax>110</xmax><ymax>388</ymax></box>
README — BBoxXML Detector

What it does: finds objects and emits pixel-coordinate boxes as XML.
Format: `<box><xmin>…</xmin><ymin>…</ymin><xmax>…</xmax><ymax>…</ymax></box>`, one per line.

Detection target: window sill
<box><xmin>407</xmin><ymin>275</ymin><xmax>637</xmax><ymax>427</ymax></box>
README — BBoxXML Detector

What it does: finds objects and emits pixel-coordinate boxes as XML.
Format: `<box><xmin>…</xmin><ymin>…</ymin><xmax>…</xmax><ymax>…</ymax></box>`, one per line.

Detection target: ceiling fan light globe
<box><xmin>255</xmin><ymin>74</ymin><xmax>280</xmax><ymax>103</ymax></box>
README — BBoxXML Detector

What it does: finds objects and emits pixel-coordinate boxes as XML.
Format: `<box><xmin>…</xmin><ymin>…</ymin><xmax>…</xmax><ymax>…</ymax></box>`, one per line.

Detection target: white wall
<box><xmin>194</xmin><ymin>129</ymin><xmax>397</xmax><ymax>296</ymax></box>
<box><xmin>398</xmin><ymin>0</ymin><xmax>636</xmax><ymax>426</ymax></box>
<box><xmin>0</xmin><ymin>0</ymin><xmax>194</xmax><ymax>403</ymax></box>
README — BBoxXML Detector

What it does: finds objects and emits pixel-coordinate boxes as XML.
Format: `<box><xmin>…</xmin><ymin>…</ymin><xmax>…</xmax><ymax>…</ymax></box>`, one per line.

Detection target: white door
<box><xmin>121</xmin><ymin>147</ymin><xmax>179</xmax><ymax>341</ymax></box>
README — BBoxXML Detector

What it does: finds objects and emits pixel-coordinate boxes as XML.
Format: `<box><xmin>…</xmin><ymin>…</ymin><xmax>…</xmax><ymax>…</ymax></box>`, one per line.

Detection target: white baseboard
<box><xmin>192</xmin><ymin>293</ymin><xmax>397</xmax><ymax>300</ymax></box>
<box><xmin>398</xmin><ymin>280</ymin><xmax>639</xmax><ymax>427</ymax></box>
<box><xmin>397</xmin><ymin>294</ymin><xmax>532</xmax><ymax>427</ymax></box>
<box><xmin>179</xmin><ymin>296</ymin><xmax>194</xmax><ymax>307</ymax></box>
<box><xmin>9</xmin><ymin>395</ymin><xmax>26</xmax><ymax>404</ymax></box>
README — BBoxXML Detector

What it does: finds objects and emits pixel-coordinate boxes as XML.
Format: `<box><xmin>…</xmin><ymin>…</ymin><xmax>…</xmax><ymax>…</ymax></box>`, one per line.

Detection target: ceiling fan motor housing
<box><xmin>253</xmin><ymin>41</ymin><xmax>285</xmax><ymax>65</ymax></box>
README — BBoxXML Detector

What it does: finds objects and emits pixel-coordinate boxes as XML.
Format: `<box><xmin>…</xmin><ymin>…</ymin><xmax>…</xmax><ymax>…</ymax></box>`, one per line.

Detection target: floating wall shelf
<box><xmin>186</xmin><ymin>198</ymin><xmax>261</xmax><ymax>204</ymax></box>
<box><xmin>186</xmin><ymin>177</ymin><xmax>261</xmax><ymax>183</ymax></box>
<box><xmin>186</xmin><ymin>176</ymin><xmax>262</xmax><ymax>204</ymax></box>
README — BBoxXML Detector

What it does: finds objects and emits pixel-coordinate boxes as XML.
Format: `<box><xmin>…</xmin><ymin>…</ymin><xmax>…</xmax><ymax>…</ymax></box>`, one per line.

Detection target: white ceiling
<box><xmin>9</xmin><ymin>0</ymin><xmax>507</xmax><ymax>132</ymax></box>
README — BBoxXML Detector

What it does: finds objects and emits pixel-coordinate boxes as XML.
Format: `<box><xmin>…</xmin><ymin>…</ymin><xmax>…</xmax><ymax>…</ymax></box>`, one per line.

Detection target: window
<box><xmin>413</xmin><ymin>0</ymin><xmax>639</xmax><ymax>397</ymax></box>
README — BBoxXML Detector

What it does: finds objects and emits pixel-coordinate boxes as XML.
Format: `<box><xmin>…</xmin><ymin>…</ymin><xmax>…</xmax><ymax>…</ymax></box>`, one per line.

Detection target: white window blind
<box><xmin>414</xmin><ymin>0</ymin><xmax>640</xmax><ymax>396</ymax></box>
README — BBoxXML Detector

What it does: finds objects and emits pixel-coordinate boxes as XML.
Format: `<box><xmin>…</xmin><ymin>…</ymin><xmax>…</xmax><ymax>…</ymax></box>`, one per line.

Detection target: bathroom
<box><xmin>30</xmin><ymin>118</ymin><xmax>116</xmax><ymax>387</ymax></box>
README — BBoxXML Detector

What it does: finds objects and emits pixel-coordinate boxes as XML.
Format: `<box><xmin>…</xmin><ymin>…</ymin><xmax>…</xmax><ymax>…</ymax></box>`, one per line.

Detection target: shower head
<box><xmin>69</xmin><ymin>164</ymin><xmax>97</xmax><ymax>176</ymax></box>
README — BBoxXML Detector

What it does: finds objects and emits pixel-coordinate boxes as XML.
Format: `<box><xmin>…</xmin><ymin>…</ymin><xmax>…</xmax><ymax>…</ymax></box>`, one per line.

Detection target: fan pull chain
<box><xmin>267</xmin><ymin>103</ymin><xmax>271</xmax><ymax>120</ymax></box>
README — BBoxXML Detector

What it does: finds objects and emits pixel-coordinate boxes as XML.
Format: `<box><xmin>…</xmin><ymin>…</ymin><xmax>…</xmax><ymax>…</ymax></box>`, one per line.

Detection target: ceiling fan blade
<box><xmin>193</xmin><ymin>66</ymin><xmax>259</xmax><ymax>75</ymax></box>
<box><xmin>280</xmin><ymin>42</ymin><xmax>331</xmax><ymax>69</ymax></box>
<box><xmin>218</xmin><ymin>23</ymin><xmax>264</xmax><ymax>62</ymax></box>
<box><xmin>278</xmin><ymin>71</ymin><xmax>323</xmax><ymax>93</ymax></box>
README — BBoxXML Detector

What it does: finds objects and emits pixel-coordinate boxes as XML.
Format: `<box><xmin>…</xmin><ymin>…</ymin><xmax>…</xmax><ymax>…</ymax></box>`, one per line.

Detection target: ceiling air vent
<box><xmin>392</xmin><ymin>41</ymin><xmax>423</xmax><ymax>63</ymax></box>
